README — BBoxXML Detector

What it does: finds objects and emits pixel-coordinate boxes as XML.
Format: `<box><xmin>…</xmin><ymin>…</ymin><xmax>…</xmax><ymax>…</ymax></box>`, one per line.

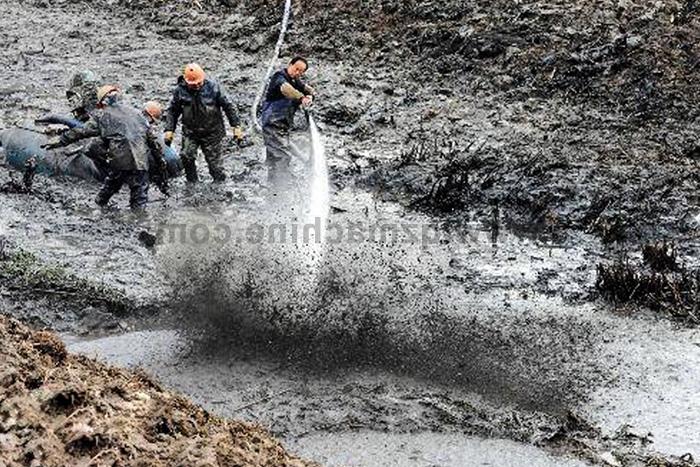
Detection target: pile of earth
<box><xmin>0</xmin><ymin>315</ymin><xmax>314</xmax><ymax>467</ymax></box>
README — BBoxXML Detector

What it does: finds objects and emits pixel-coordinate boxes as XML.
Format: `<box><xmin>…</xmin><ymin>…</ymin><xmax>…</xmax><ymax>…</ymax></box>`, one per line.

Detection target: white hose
<box><xmin>251</xmin><ymin>0</ymin><xmax>293</xmax><ymax>133</ymax></box>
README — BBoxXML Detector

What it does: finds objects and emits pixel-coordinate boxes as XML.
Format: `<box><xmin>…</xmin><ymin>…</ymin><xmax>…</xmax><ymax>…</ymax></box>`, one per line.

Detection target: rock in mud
<box><xmin>138</xmin><ymin>230</ymin><xmax>158</xmax><ymax>248</ymax></box>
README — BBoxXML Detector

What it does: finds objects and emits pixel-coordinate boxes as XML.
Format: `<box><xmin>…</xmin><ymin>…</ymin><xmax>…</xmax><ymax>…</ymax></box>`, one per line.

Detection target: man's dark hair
<box><xmin>289</xmin><ymin>56</ymin><xmax>309</xmax><ymax>69</ymax></box>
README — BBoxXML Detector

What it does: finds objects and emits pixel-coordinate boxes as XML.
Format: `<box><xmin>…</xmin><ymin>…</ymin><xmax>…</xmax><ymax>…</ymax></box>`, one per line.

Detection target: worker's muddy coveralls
<box><xmin>58</xmin><ymin>102</ymin><xmax>164</xmax><ymax>210</ymax></box>
<box><xmin>165</xmin><ymin>77</ymin><xmax>239</xmax><ymax>182</ymax></box>
<box><xmin>261</xmin><ymin>69</ymin><xmax>313</xmax><ymax>185</ymax></box>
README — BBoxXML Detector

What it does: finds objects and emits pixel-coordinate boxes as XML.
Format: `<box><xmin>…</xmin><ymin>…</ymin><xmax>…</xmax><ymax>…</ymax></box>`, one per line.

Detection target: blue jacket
<box><xmin>261</xmin><ymin>69</ymin><xmax>310</xmax><ymax>129</ymax></box>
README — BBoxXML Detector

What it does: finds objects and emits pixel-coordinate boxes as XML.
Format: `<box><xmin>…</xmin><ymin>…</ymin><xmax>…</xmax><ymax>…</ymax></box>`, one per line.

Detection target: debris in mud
<box><xmin>22</xmin><ymin>157</ymin><xmax>37</xmax><ymax>191</ymax></box>
<box><xmin>596</xmin><ymin>249</ymin><xmax>700</xmax><ymax>324</ymax></box>
<box><xmin>643</xmin><ymin>242</ymin><xmax>679</xmax><ymax>272</ymax></box>
<box><xmin>0</xmin><ymin>245</ymin><xmax>130</xmax><ymax>316</ymax></box>
<box><xmin>0</xmin><ymin>176</ymin><xmax>31</xmax><ymax>195</ymax></box>
<box><xmin>138</xmin><ymin>230</ymin><xmax>158</xmax><ymax>248</ymax></box>
<box><xmin>0</xmin><ymin>160</ymin><xmax>55</xmax><ymax>202</ymax></box>
<box><xmin>537</xmin><ymin>413</ymin><xmax>698</xmax><ymax>467</ymax></box>
<box><xmin>0</xmin><ymin>315</ymin><xmax>314</xmax><ymax>466</ymax></box>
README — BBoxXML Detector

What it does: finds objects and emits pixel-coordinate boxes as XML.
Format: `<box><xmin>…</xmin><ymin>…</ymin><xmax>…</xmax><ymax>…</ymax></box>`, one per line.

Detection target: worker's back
<box><xmin>95</xmin><ymin>103</ymin><xmax>150</xmax><ymax>172</ymax></box>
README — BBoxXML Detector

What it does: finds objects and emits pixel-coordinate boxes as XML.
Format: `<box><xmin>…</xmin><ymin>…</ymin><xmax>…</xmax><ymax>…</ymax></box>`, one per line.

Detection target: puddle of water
<box><xmin>582</xmin><ymin>319</ymin><xmax>700</xmax><ymax>457</ymax></box>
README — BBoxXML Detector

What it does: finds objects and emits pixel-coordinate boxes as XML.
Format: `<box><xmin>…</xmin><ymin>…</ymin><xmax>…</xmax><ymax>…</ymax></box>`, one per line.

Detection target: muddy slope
<box><xmin>0</xmin><ymin>315</ymin><xmax>314</xmax><ymax>467</ymax></box>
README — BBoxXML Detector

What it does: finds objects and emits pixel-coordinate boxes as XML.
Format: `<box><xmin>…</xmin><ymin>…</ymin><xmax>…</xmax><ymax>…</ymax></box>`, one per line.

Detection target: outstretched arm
<box><xmin>57</xmin><ymin>119</ymin><xmax>99</xmax><ymax>146</ymax></box>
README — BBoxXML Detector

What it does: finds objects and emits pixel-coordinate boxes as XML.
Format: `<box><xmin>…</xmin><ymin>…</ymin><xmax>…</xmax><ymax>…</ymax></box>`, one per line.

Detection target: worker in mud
<box><xmin>261</xmin><ymin>56</ymin><xmax>315</xmax><ymax>188</ymax></box>
<box><xmin>35</xmin><ymin>70</ymin><xmax>109</xmax><ymax>167</ymax></box>
<box><xmin>164</xmin><ymin>63</ymin><xmax>243</xmax><ymax>183</ymax></box>
<box><xmin>43</xmin><ymin>86</ymin><xmax>167</xmax><ymax>211</ymax></box>
<box><xmin>66</xmin><ymin>69</ymin><xmax>100</xmax><ymax>123</ymax></box>
<box><xmin>63</xmin><ymin>70</ymin><xmax>111</xmax><ymax>175</ymax></box>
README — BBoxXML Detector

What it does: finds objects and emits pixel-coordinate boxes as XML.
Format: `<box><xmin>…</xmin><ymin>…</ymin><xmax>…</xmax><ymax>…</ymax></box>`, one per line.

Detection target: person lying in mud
<box><xmin>164</xmin><ymin>63</ymin><xmax>243</xmax><ymax>183</ymax></box>
<box><xmin>35</xmin><ymin>69</ymin><xmax>112</xmax><ymax>175</ymax></box>
<box><xmin>42</xmin><ymin>86</ymin><xmax>167</xmax><ymax>211</ymax></box>
<box><xmin>261</xmin><ymin>56</ymin><xmax>316</xmax><ymax>189</ymax></box>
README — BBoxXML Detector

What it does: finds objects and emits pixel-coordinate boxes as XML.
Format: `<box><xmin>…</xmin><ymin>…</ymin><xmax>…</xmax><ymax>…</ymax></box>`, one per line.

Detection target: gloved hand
<box><xmin>232</xmin><ymin>126</ymin><xmax>244</xmax><ymax>143</ymax></box>
<box><xmin>164</xmin><ymin>131</ymin><xmax>175</xmax><ymax>146</ymax></box>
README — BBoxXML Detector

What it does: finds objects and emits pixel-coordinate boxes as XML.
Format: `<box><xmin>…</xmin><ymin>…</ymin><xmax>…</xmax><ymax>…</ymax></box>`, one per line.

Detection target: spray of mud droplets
<box><xmin>156</xmin><ymin>0</ymin><xmax>603</xmax><ymax>415</ymax></box>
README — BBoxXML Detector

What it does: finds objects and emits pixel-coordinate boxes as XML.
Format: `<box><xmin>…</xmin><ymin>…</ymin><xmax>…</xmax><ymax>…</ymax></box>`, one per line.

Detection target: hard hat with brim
<box><xmin>97</xmin><ymin>85</ymin><xmax>120</xmax><ymax>104</ymax></box>
<box><xmin>183</xmin><ymin>63</ymin><xmax>206</xmax><ymax>85</ymax></box>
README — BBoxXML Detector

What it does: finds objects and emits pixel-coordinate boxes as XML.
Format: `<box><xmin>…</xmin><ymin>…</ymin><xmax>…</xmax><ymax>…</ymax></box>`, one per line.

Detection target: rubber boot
<box><xmin>210</xmin><ymin>169</ymin><xmax>227</xmax><ymax>183</ymax></box>
<box><xmin>183</xmin><ymin>158</ymin><xmax>199</xmax><ymax>183</ymax></box>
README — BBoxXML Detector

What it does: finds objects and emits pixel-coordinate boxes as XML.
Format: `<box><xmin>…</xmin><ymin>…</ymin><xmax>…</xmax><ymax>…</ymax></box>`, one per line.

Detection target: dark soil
<box><xmin>24</xmin><ymin>0</ymin><xmax>700</xmax><ymax>245</ymax></box>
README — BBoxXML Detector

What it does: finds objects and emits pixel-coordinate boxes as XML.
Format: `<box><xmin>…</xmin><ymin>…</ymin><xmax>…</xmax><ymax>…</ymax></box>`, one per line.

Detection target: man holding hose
<box><xmin>261</xmin><ymin>56</ymin><xmax>315</xmax><ymax>188</ymax></box>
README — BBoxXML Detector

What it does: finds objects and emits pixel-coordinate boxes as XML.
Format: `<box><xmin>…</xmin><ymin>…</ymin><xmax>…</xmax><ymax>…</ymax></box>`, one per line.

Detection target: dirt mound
<box><xmin>0</xmin><ymin>315</ymin><xmax>315</xmax><ymax>467</ymax></box>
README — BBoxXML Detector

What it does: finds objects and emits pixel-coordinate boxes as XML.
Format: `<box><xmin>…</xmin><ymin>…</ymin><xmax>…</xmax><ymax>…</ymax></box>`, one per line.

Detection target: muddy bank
<box><xmin>0</xmin><ymin>240</ymin><xmax>161</xmax><ymax>334</ymax></box>
<box><xmin>0</xmin><ymin>315</ymin><xmax>314</xmax><ymax>466</ymax></box>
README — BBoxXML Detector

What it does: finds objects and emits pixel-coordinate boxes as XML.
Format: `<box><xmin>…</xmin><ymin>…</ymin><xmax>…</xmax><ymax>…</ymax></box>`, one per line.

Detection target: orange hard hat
<box><xmin>144</xmin><ymin>101</ymin><xmax>162</xmax><ymax>120</ymax></box>
<box><xmin>183</xmin><ymin>63</ymin><xmax>205</xmax><ymax>86</ymax></box>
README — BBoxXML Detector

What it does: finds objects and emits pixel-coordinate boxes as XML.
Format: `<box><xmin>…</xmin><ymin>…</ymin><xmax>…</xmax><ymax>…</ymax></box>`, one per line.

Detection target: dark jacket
<box><xmin>59</xmin><ymin>102</ymin><xmax>161</xmax><ymax>172</ymax></box>
<box><xmin>165</xmin><ymin>77</ymin><xmax>239</xmax><ymax>143</ymax></box>
<box><xmin>262</xmin><ymin>69</ymin><xmax>311</xmax><ymax>129</ymax></box>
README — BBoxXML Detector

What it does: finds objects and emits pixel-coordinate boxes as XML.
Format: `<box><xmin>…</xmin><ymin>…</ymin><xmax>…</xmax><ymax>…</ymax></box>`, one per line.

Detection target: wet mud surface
<box><xmin>2</xmin><ymin>0</ymin><xmax>700</xmax><ymax>466</ymax></box>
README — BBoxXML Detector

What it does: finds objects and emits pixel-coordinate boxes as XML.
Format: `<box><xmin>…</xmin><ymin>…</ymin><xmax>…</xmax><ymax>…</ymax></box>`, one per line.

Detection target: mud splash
<box><xmin>157</xmin><ymin>188</ymin><xmax>603</xmax><ymax>412</ymax></box>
